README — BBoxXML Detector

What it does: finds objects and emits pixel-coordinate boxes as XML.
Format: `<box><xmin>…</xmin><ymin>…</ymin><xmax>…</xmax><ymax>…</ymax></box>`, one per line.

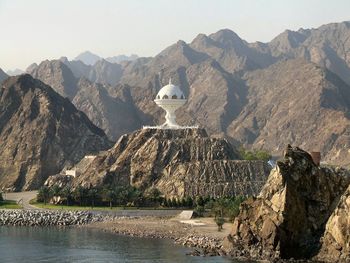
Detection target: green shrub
<box><xmin>239</xmin><ymin>146</ymin><xmax>271</xmax><ymax>162</ymax></box>
<box><xmin>215</xmin><ymin>217</ymin><xmax>225</xmax><ymax>231</ymax></box>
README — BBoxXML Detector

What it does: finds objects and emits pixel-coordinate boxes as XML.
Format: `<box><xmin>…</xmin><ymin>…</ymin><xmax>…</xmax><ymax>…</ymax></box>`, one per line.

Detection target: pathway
<box><xmin>4</xmin><ymin>191</ymin><xmax>40</xmax><ymax>210</ymax></box>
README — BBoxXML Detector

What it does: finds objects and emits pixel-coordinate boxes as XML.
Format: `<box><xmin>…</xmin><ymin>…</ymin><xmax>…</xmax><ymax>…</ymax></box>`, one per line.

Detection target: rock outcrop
<box><xmin>316</xmin><ymin>184</ymin><xmax>350</xmax><ymax>262</ymax></box>
<box><xmin>223</xmin><ymin>145</ymin><xmax>350</xmax><ymax>261</ymax></box>
<box><xmin>0</xmin><ymin>74</ymin><xmax>111</xmax><ymax>191</ymax></box>
<box><xmin>47</xmin><ymin>128</ymin><xmax>271</xmax><ymax>198</ymax></box>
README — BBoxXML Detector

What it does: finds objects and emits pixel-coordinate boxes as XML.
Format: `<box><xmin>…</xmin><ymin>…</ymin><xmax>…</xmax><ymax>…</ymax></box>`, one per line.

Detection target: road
<box><xmin>4</xmin><ymin>191</ymin><xmax>40</xmax><ymax>210</ymax></box>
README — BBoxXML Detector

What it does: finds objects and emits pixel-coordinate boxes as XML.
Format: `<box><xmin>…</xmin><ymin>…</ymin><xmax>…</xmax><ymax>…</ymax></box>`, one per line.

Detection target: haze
<box><xmin>1</xmin><ymin>0</ymin><xmax>349</xmax><ymax>71</ymax></box>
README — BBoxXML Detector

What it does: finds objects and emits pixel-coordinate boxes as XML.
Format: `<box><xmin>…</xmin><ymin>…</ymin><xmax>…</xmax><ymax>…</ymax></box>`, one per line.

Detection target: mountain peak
<box><xmin>74</xmin><ymin>51</ymin><xmax>101</xmax><ymax>65</ymax></box>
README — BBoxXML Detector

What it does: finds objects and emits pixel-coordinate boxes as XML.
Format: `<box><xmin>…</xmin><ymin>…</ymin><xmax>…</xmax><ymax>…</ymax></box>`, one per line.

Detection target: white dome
<box><xmin>155</xmin><ymin>81</ymin><xmax>185</xmax><ymax>100</ymax></box>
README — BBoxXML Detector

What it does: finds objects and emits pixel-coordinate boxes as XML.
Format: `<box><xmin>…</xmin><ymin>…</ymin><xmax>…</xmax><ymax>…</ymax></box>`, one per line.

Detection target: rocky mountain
<box><xmin>46</xmin><ymin>128</ymin><xmax>271</xmax><ymax>198</ymax></box>
<box><xmin>25</xmin><ymin>21</ymin><xmax>350</xmax><ymax>165</ymax></box>
<box><xmin>0</xmin><ymin>74</ymin><xmax>111</xmax><ymax>191</ymax></box>
<box><xmin>6</xmin><ymin>68</ymin><xmax>25</xmax><ymax>76</ymax></box>
<box><xmin>227</xmin><ymin>58</ymin><xmax>350</xmax><ymax>164</ymax></box>
<box><xmin>223</xmin><ymin>145</ymin><xmax>350</xmax><ymax>261</ymax></box>
<box><xmin>73</xmin><ymin>78</ymin><xmax>141</xmax><ymax>139</ymax></box>
<box><xmin>74</xmin><ymin>51</ymin><xmax>101</xmax><ymax>65</ymax></box>
<box><xmin>0</xmin><ymin>68</ymin><xmax>8</xmax><ymax>83</ymax></box>
<box><xmin>28</xmin><ymin>60</ymin><xmax>78</xmax><ymax>99</ymax></box>
<box><xmin>106</xmin><ymin>54</ymin><xmax>138</xmax><ymax>64</ymax></box>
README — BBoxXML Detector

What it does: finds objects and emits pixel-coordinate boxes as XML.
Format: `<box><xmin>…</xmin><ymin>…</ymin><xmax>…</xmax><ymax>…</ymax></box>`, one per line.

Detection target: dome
<box><xmin>155</xmin><ymin>80</ymin><xmax>185</xmax><ymax>100</ymax></box>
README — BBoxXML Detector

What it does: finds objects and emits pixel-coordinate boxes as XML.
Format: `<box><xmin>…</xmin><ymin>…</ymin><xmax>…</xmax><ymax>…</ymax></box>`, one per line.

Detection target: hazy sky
<box><xmin>1</xmin><ymin>0</ymin><xmax>349</xmax><ymax>71</ymax></box>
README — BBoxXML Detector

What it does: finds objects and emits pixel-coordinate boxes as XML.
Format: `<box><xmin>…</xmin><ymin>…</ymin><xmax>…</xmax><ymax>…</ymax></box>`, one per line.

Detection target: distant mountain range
<box><xmin>3</xmin><ymin>21</ymin><xmax>350</xmax><ymax>166</ymax></box>
<box><xmin>74</xmin><ymin>51</ymin><xmax>138</xmax><ymax>65</ymax></box>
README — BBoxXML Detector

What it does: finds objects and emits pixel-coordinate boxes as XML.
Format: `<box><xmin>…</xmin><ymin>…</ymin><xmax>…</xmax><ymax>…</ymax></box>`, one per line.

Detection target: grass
<box><xmin>0</xmin><ymin>200</ymin><xmax>22</xmax><ymax>209</ymax></box>
<box><xmin>29</xmin><ymin>199</ymin><xmax>181</xmax><ymax>211</ymax></box>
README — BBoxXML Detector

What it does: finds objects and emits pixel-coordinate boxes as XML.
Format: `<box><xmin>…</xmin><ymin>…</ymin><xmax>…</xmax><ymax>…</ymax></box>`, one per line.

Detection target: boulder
<box><xmin>223</xmin><ymin>145</ymin><xmax>350</xmax><ymax>260</ymax></box>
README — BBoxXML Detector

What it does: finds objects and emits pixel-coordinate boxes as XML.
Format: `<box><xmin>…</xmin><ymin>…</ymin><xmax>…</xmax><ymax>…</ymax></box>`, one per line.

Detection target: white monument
<box><xmin>154</xmin><ymin>79</ymin><xmax>186</xmax><ymax>128</ymax></box>
<box><xmin>143</xmin><ymin>79</ymin><xmax>197</xmax><ymax>129</ymax></box>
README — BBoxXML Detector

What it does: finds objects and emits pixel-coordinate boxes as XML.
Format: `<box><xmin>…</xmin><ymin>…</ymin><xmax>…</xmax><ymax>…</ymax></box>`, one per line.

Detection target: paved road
<box><xmin>4</xmin><ymin>191</ymin><xmax>40</xmax><ymax>210</ymax></box>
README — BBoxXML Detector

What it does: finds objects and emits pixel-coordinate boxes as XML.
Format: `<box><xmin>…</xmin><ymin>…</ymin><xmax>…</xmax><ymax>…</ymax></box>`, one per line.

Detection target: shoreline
<box><xmin>85</xmin><ymin>216</ymin><xmax>231</xmax><ymax>257</ymax></box>
<box><xmin>0</xmin><ymin>208</ymin><xmax>232</xmax><ymax>257</ymax></box>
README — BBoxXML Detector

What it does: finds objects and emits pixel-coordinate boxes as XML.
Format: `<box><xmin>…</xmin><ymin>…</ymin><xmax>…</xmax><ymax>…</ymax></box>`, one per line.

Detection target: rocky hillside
<box><xmin>46</xmin><ymin>128</ymin><xmax>271</xmax><ymax>198</ymax></box>
<box><xmin>227</xmin><ymin>58</ymin><xmax>350</xmax><ymax>164</ymax></box>
<box><xmin>25</xmin><ymin>21</ymin><xmax>350</xmax><ymax>165</ymax></box>
<box><xmin>0</xmin><ymin>74</ymin><xmax>111</xmax><ymax>191</ymax></box>
<box><xmin>222</xmin><ymin>145</ymin><xmax>350</xmax><ymax>261</ymax></box>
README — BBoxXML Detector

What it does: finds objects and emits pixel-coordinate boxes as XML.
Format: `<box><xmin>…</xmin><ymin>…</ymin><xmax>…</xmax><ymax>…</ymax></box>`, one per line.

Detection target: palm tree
<box><xmin>38</xmin><ymin>186</ymin><xmax>52</xmax><ymax>205</ymax></box>
<box><xmin>73</xmin><ymin>186</ymin><xmax>88</xmax><ymax>206</ymax></box>
<box><xmin>61</xmin><ymin>186</ymin><xmax>73</xmax><ymax>206</ymax></box>
<box><xmin>88</xmin><ymin>188</ymin><xmax>99</xmax><ymax>209</ymax></box>
<box><xmin>102</xmin><ymin>188</ymin><xmax>117</xmax><ymax>209</ymax></box>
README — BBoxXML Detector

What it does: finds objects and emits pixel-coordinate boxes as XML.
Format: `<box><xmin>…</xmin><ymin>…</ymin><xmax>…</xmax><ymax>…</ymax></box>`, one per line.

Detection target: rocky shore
<box><xmin>87</xmin><ymin>217</ymin><xmax>230</xmax><ymax>256</ymax></box>
<box><xmin>0</xmin><ymin>209</ymin><xmax>108</xmax><ymax>226</ymax></box>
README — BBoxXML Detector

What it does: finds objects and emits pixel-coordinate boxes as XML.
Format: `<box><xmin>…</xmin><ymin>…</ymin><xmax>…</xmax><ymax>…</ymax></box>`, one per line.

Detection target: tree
<box><xmin>145</xmin><ymin>187</ymin><xmax>162</xmax><ymax>205</ymax></box>
<box><xmin>88</xmin><ymin>188</ymin><xmax>99</xmax><ymax>208</ymax></box>
<box><xmin>37</xmin><ymin>186</ymin><xmax>52</xmax><ymax>205</ymax></box>
<box><xmin>51</xmin><ymin>185</ymin><xmax>61</xmax><ymax>197</ymax></box>
<box><xmin>60</xmin><ymin>186</ymin><xmax>73</xmax><ymax>206</ymax></box>
<box><xmin>102</xmin><ymin>188</ymin><xmax>117</xmax><ymax>209</ymax></box>
<box><xmin>0</xmin><ymin>192</ymin><xmax>3</xmax><ymax>202</ymax></box>
<box><xmin>73</xmin><ymin>186</ymin><xmax>88</xmax><ymax>206</ymax></box>
<box><xmin>195</xmin><ymin>196</ymin><xmax>205</xmax><ymax>207</ymax></box>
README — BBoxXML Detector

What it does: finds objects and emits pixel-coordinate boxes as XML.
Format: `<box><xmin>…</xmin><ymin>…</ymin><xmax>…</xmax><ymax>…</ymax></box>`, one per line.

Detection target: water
<box><xmin>0</xmin><ymin>226</ymin><xmax>235</xmax><ymax>263</ymax></box>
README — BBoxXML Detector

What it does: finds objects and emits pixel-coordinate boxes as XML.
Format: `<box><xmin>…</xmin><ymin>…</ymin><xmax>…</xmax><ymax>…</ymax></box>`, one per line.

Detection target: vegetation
<box><xmin>35</xmin><ymin>185</ymin><xmax>246</xmax><ymax>223</ymax></box>
<box><xmin>239</xmin><ymin>146</ymin><xmax>272</xmax><ymax>162</ymax></box>
<box><xmin>0</xmin><ymin>193</ymin><xmax>22</xmax><ymax>209</ymax></box>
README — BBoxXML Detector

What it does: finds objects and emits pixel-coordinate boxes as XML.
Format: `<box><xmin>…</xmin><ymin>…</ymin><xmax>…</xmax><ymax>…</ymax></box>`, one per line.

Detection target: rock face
<box><xmin>317</xmin><ymin>184</ymin><xmax>350</xmax><ymax>262</ymax></box>
<box><xmin>223</xmin><ymin>145</ymin><xmax>350</xmax><ymax>261</ymax></box>
<box><xmin>28</xmin><ymin>60</ymin><xmax>78</xmax><ymax>99</ymax></box>
<box><xmin>227</xmin><ymin>58</ymin><xmax>350</xmax><ymax>165</ymax></box>
<box><xmin>47</xmin><ymin>128</ymin><xmax>270</xmax><ymax>198</ymax></box>
<box><xmin>0</xmin><ymin>74</ymin><xmax>111</xmax><ymax>191</ymax></box>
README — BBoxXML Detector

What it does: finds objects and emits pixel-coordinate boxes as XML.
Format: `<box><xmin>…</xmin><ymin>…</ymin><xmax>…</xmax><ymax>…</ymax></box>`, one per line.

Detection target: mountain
<box><xmin>6</xmin><ymin>68</ymin><xmax>25</xmax><ymax>76</ymax></box>
<box><xmin>0</xmin><ymin>74</ymin><xmax>111</xmax><ymax>191</ymax></box>
<box><xmin>268</xmin><ymin>21</ymin><xmax>350</xmax><ymax>85</ymax></box>
<box><xmin>105</xmin><ymin>54</ymin><xmax>138</xmax><ymax>64</ymax></box>
<box><xmin>28</xmin><ymin>60</ymin><xmax>78</xmax><ymax>99</ymax></box>
<box><xmin>0</xmin><ymin>68</ymin><xmax>8</xmax><ymax>83</ymax></box>
<box><xmin>74</xmin><ymin>51</ymin><xmax>139</xmax><ymax>66</ymax></box>
<box><xmin>227</xmin><ymin>58</ymin><xmax>350</xmax><ymax>164</ymax></box>
<box><xmin>25</xmin><ymin>21</ymin><xmax>350</xmax><ymax>165</ymax></box>
<box><xmin>73</xmin><ymin>78</ymin><xmax>141</xmax><ymax>139</ymax></box>
<box><xmin>46</xmin><ymin>128</ymin><xmax>270</xmax><ymax>198</ymax></box>
<box><xmin>74</xmin><ymin>51</ymin><xmax>101</xmax><ymax>65</ymax></box>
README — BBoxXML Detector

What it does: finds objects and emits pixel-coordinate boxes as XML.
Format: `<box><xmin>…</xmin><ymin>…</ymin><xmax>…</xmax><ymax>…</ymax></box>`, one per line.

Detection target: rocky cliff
<box><xmin>223</xmin><ymin>145</ymin><xmax>350</xmax><ymax>261</ymax></box>
<box><xmin>0</xmin><ymin>74</ymin><xmax>111</xmax><ymax>191</ymax></box>
<box><xmin>47</xmin><ymin>128</ymin><xmax>270</xmax><ymax>198</ymax></box>
<box><xmin>316</xmin><ymin>184</ymin><xmax>350</xmax><ymax>262</ymax></box>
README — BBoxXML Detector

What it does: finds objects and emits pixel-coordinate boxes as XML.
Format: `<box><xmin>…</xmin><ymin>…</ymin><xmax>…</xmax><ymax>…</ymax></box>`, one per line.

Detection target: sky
<box><xmin>0</xmin><ymin>0</ymin><xmax>349</xmax><ymax>71</ymax></box>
